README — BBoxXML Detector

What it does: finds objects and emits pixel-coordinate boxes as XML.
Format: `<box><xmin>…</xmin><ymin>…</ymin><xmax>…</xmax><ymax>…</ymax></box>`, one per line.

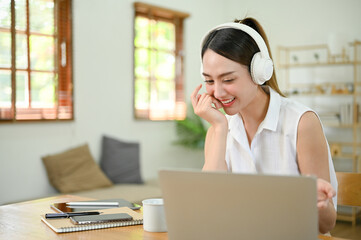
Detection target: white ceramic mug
<box><xmin>142</xmin><ymin>198</ymin><xmax>167</xmax><ymax>232</ymax></box>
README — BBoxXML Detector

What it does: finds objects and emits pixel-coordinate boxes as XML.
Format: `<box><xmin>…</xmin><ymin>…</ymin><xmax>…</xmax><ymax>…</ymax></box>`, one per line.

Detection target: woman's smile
<box><xmin>219</xmin><ymin>97</ymin><xmax>236</xmax><ymax>107</ymax></box>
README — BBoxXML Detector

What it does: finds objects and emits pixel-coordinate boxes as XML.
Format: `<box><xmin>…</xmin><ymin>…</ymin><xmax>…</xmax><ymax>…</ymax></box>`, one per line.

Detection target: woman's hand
<box><xmin>191</xmin><ymin>84</ymin><xmax>227</xmax><ymax>126</ymax></box>
<box><xmin>317</xmin><ymin>178</ymin><xmax>336</xmax><ymax>209</ymax></box>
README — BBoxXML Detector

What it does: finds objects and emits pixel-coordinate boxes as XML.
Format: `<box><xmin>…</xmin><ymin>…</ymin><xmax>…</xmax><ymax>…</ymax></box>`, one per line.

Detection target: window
<box><xmin>133</xmin><ymin>2</ymin><xmax>189</xmax><ymax>120</ymax></box>
<box><xmin>0</xmin><ymin>0</ymin><xmax>73</xmax><ymax>122</ymax></box>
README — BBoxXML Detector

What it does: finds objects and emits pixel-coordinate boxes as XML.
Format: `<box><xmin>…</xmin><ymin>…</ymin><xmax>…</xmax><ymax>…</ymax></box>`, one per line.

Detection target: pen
<box><xmin>45</xmin><ymin>211</ymin><xmax>101</xmax><ymax>219</ymax></box>
<box><xmin>66</xmin><ymin>201</ymin><xmax>119</xmax><ymax>206</ymax></box>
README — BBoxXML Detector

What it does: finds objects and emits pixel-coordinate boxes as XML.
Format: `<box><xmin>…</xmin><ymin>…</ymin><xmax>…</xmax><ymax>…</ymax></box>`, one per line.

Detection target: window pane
<box><xmin>15</xmin><ymin>0</ymin><xmax>26</xmax><ymax>31</ymax></box>
<box><xmin>0</xmin><ymin>0</ymin><xmax>11</xmax><ymax>28</ymax></box>
<box><xmin>29</xmin><ymin>0</ymin><xmax>54</xmax><ymax>34</ymax></box>
<box><xmin>16</xmin><ymin>33</ymin><xmax>28</xmax><ymax>69</ymax></box>
<box><xmin>133</xmin><ymin>3</ymin><xmax>187</xmax><ymax>121</ymax></box>
<box><xmin>30</xmin><ymin>35</ymin><xmax>54</xmax><ymax>70</ymax></box>
<box><xmin>0</xmin><ymin>70</ymin><xmax>11</xmax><ymax>107</ymax></box>
<box><xmin>0</xmin><ymin>31</ymin><xmax>11</xmax><ymax>68</ymax></box>
<box><xmin>135</xmin><ymin>78</ymin><xmax>150</xmax><ymax>110</ymax></box>
<box><xmin>134</xmin><ymin>48</ymin><xmax>150</xmax><ymax>78</ymax></box>
<box><xmin>156</xmin><ymin>79</ymin><xmax>174</xmax><ymax>103</ymax></box>
<box><xmin>155</xmin><ymin>51</ymin><xmax>175</xmax><ymax>79</ymax></box>
<box><xmin>31</xmin><ymin>72</ymin><xmax>55</xmax><ymax>107</ymax></box>
<box><xmin>0</xmin><ymin>70</ymin><xmax>12</xmax><ymax>119</ymax></box>
<box><xmin>1</xmin><ymin>0</ymin><xmax>73</xmax><ymax>121</ymax></box>
<box><xmin>155</xmin><ymin>21</ymin><xmax>175</xmax><ymax>51</ymax></box>
<box><xmin>134</xmin><ymin>16</ymin><xmax>149</xmax><ymax>48</ymax></box>
<box><xmin>150</xmin><ymin>19</ymin><xmax>156</xmax><ymax>49</ymax></box>
<box><xmin>15</xmin><ymin>71</ymin><xmax>28</xmax><ymax>107</ymax></box>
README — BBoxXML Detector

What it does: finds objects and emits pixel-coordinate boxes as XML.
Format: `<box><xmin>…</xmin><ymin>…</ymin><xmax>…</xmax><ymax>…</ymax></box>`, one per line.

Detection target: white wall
<box><xmin>0</xmin><ymin>0</ymin><xmax>224</xmax><ymax>205</ymax></box>
<box><xmin>1</xmin><ymin>0</ymin><xmax>360</xmax><ymax>205</ymax></box>
<box><xmin>224</xmin><ymin>0</ymin><xmax>361</xmax><ymax>46</ymax></box>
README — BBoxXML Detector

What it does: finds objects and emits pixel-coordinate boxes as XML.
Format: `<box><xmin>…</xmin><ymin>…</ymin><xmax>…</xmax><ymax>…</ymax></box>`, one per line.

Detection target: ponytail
<box><xmin>236</xmin><ymin>18</ymin><xmax>285</xmax><ymax>97</ymax></box>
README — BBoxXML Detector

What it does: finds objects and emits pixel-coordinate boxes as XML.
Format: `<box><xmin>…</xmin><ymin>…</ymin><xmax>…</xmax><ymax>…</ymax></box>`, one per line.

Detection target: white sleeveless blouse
<box><xmin>225</xmin><ymin>86</ymin><xmax>338</xmax><ymax>207</ymax></box>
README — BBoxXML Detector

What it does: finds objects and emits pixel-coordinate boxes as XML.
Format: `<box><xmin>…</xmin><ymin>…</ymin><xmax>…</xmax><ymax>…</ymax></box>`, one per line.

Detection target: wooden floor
<box><xmin>330</xmin><ymin>220</ymin><xmax>361</xmax><ymax>240</ymax></box>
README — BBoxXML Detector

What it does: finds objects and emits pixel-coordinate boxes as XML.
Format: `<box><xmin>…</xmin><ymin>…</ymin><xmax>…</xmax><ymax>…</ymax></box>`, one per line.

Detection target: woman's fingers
<box><xmin>212</xmin><ymin>98</ymin><xmax>223</xmax><ymax>109</ymax></box>
<box><xmin>318</xmin><ymin>191</ymin><xmax>328</xmax><ymax>201</ymax></box>
<box><xmin>190</xmin><ymin>84</ymin><xmax>227</xmax><ymax>125</ymax></box>
<box><xmin>191</xmin><ymin>84</ymin><xmax>203</xmax><ymax>106</ymax></box>
<box><xmin>317</xmin><ymin>178</ymin><xmax>336</xmax><ymax>198</ymax></box>
<box><xmin>196</xmin><ymin>94</ymin><xmax>201</xmax><ymax>103</ymax></box>
<box><xmin>317</xmin><ymin>191</ymin><xmax>329</xmax><ymax>209</ymax></box>
<box><xmin>197</xmin><ymin>93</ymin><xmax>212</xmax><ymax>110</ymax></box>
<box><xmin>316</xmin><ymin>178</ymin><xmax>335</xmax><ymax>210</ymax></box>
<box><xmin>317</xmin><ymin>199</ymin><xmax>329</xmax><ymax>209</ymax></box>
<box><xmin>191</xmin><ymin>84</ymin><xmax>202</xmax><ymax>99</ymax></box>
<box><xmin>190</xmin><ymin>84</ymin><xmax>224</xmax><ymax>110</ymax></box>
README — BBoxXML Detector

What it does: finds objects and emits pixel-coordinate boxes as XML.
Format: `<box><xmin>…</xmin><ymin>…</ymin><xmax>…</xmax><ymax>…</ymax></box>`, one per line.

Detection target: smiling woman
<box><xmin>191</xmin><ymin>17</ymin><xmax>338</xmax><ymax>234</ymax></box>
<box><xmin>0</xmin><ymin>0</ymin><xmax>73</xmax><ymax>122</ymax></box>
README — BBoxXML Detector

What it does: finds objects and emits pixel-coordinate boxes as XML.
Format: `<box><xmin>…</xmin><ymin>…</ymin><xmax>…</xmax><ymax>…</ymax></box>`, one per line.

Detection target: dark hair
<box><xmin>201</xmin><ymin>17</ymin><xmax>284</xmax><ymax>96</ymax></box>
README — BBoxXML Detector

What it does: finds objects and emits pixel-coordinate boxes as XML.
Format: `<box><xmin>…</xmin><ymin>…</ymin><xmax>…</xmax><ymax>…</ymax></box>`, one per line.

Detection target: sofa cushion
<box><xmin>42</xmin><ymin>144</ymin><xmax>113</xmax><ymax>193</ymax></box>
<box><xmin>100</xmin><ymin>135</ymin><xmax>143</xmax><ymax>184</ymax></box>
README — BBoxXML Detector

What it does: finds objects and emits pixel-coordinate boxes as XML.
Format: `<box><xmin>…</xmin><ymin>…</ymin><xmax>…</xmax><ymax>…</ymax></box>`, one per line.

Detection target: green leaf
<box><xmin>173</xmin><ymin>105</ymin><xmax>208</xmax><ymax>149</ymax></box>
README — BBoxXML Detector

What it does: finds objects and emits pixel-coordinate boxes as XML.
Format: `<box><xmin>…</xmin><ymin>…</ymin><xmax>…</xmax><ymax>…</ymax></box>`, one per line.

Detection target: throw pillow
<box><xmin>42</xmin><ymin>144</ymin><xmax>113</xmax><ymax>193</ymax></box>
<box><xmin>100</xmin><ymin>135</ymin><xmax>143</xmax><ymax>184</ymax></box>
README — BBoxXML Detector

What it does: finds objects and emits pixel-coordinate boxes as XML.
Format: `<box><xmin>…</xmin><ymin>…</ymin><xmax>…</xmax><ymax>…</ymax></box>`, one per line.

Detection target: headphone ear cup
<box><xmin>250</xmin><ymin>52</ymin><xmax>274</xmax><ymax>85</ymax></box>
<box><xmin>250</xmin><ymin>53</ymin><xmax>262</xmax><ymax>85</ymax></box>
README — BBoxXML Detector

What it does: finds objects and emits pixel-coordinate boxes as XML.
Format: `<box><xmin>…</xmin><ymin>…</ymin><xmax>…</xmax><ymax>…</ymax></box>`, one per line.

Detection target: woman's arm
<box><xmin>297</xmin><ymin>111</ymin><xmax>337</xmax><ymax>234</ymax></box>
<box><xmin>191</xmin><ymin>84</ymin><xmax>228</xmax><ymax>171</ymax></box>
<box><xmin>202</xmin><ymin>125</ymin><xmax>228</xmax><ymax>171</ymax></box>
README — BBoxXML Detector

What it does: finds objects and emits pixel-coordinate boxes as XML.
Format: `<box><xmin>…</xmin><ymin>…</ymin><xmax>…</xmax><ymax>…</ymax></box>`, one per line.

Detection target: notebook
<box><xmin>41</xmin><ymin>207</ymin><xmax>143</xmax><ymax>233</ymax></box>
<box><xmin>159</xmin><ymin>170</ymin><xmax>318</xmax><ymax>240</ymax></box>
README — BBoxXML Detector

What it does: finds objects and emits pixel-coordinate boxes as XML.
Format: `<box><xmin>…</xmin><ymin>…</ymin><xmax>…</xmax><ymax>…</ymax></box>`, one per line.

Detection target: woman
<box><xmin>191</xmin><ymin>17</ymin><xmax>337</xmax><ymax>234</ymax></box>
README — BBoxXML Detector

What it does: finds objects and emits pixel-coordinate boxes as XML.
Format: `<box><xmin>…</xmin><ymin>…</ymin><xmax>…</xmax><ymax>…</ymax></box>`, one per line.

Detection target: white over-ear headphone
<box><xmin>201</xmin><ymin>22</ymin><xmax>274</xmax><ymax>85</ymax></box>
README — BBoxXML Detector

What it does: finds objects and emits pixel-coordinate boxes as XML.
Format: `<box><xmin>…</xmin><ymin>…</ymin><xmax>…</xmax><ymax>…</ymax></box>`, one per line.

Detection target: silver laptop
<box><xmin>159</xmin><ymin>170</ymin><xmax>318</xmax><ymax>240</ymax></box>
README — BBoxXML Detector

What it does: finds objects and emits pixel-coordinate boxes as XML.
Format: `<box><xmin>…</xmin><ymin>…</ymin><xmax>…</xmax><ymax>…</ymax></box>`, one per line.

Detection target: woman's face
<box><xmin>202</xmin><ymin>49</ymin><xmax>258</xmax><ymax>115</ymax></box>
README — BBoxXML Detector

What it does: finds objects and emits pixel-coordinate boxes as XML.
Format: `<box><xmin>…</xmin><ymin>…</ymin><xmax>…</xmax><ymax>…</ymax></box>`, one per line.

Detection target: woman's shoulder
<box><xmin>279</xmin><ymin>96</ymin><xmax>322</xmax><ymax>131</ymax></box>
<box><xmin>298</xmin><ymin>110</ymin><xmax>321</xmax><ymax>132</ymax></box>
<box><xmin>267</xmin><ymin>86</ymin><xmax>313</xmax><ymax>116</ymax></box>
<box><xmin>279</xmin><ymin>96</ymin><xmax>313</xmax><ymax>116</ymax></box>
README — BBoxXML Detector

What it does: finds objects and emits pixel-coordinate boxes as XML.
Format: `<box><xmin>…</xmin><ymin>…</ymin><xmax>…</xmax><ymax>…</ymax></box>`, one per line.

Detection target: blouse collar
<box><xmin>228</xmin><ymin>86</ymin><xmax>281</xmax><ymax>134</ymax></box>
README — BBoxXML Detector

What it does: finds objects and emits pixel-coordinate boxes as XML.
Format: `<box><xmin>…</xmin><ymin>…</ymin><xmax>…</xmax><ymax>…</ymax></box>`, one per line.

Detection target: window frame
<box><xmin>0</xmin><ymin>0</ymin><xmax>73</xmax><ymax>123</ymax></box>
<box><xmin>133</xmin><ymin>2</ymin><xmax>189</xmax><ymax>121</ymax></box>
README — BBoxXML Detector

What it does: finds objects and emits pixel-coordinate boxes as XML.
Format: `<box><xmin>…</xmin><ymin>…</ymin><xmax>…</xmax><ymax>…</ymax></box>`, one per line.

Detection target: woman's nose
<box><xmin>213</xmin><ymin>83</ymin><xmax>225</xmax><ymax>99</ymax></box>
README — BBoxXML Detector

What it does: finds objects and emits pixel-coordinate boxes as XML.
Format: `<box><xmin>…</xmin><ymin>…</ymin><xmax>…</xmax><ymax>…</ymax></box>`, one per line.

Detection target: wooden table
<box><xmin>0</xmin><ymin>195</ymin><xmax>349</xmax><ymax>240</ymax></box>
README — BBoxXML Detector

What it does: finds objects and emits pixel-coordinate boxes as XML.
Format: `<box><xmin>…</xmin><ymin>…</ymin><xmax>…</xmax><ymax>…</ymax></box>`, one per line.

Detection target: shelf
<box><xmin>278</xmin><ymin>61</ymin><xmax>359</xmax><ymax>68</ymax></box>
<box><xmin>332</xmin><ymin>154</ymin><xmax>357</xmax><ymax>160</ymax></box>
<box><xmin>329</xmin><ymin>141</ymin><xmax>361</xmax><ymax>147</ymax></box>
<box><xmin>324</xmin><ymin>123</ymin><xmax>361</xmax><ymax>128</ymax></box>
<box><xmin>279</xmin><ymin>41</ymin><xmax>361</xmax><ymax>226</ymax></box>
<box><xmin>287</xmin><ymin>82</ymin><xmax>355</xmax><ymax>87</ymax></box>
<box><xmin>279</xmin><ymin>42</ymin><xmax>360</xmax><ymax>169</ymax></box>
<box><xmin>286</xmin><ymin>93</ymin><xmax>361</xmax><ymax>97</ymax></box>
<box><xmin>278</xmin><ymin>41</ymin><xmax>361</xmax><ymax>69</ymax></box>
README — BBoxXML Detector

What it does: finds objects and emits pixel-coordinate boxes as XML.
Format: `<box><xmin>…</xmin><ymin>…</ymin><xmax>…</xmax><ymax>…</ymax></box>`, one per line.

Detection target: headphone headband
<box><xmin>201</xmin><ymin>22</ymin><xmax>270</xmax><ymax>59</ymax></box>
<box><xmin>200</xmin><ymin>22</ymin><xmax>274</xmax><ymax>85</ymax></box>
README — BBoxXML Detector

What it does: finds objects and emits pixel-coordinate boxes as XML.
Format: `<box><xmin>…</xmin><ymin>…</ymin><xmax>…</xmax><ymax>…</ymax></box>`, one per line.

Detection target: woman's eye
<box><xmin>204</xmin><ymin>80</ymin><xmax>214</xmax><ymax>84</ymax></box>
<box><xmin>224</xmin><ymin>79</ymin><xmax>234</xmax><ymax>83</ymax></box>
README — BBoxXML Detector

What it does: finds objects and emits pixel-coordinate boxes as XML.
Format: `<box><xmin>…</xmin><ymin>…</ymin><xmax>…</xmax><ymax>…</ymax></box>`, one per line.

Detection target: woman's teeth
<box><xmin>221</xmin><ymin>98</ymin><xmax>235</xmax><ymax>104</ymax></box>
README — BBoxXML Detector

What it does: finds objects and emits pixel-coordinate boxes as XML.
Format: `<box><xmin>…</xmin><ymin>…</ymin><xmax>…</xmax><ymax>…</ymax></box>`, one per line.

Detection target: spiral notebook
<box><xmin>41</xmin><ymin>207</ymin><xmax>143</xmax><ymax>233</ymax></box>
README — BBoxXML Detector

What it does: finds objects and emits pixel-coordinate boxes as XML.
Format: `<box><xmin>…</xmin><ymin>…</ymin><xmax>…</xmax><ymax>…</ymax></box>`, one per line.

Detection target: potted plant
<box><xmin>174</xmin><ymin>105</ymin><xmax>208</xmax><ymax>149</ymax></box>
